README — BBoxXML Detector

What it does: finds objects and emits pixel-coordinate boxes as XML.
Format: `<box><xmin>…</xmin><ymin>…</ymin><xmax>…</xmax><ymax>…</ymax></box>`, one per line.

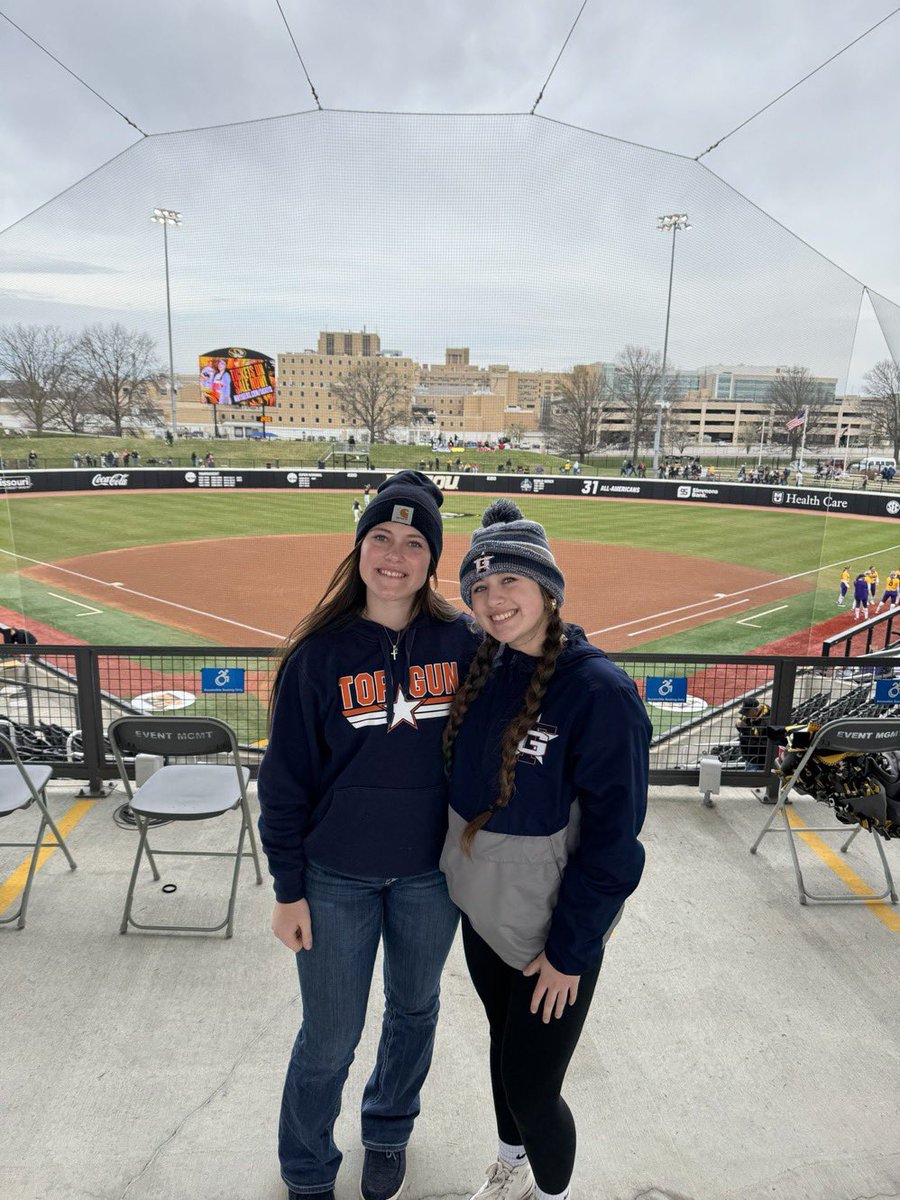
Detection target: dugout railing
<box><xmin>2</xmin><ymin>645</ymin><xmax>899</xmax><ymax>796</ymax></box>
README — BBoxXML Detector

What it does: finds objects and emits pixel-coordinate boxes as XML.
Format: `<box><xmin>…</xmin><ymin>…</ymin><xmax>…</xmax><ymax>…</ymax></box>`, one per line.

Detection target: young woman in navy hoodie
<box><xmin>441</xmin><ymin>500</ymin><xmax>651</xmax><ymax>1200</ymax></box>
<box><xmin>258</xmin><ymin>471</ymin><xmax>476</xmax><ymax>1200</ymax></box>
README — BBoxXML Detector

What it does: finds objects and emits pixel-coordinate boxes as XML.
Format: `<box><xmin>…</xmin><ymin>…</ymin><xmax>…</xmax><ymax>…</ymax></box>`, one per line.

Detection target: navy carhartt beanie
<box><xmin>459</xmin><ymin>498</ymin><xmax>565</xmax><ymax>609</ymax></box>
<box><xmin>355</xmin><ymin>470</ymin><xmax>444</xmax><ymax>565</ymax></box>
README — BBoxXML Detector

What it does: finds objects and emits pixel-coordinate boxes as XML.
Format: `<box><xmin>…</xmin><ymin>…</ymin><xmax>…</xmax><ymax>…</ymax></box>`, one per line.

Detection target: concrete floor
<box><xmin>2</xmin><ymin>779</ymin><xmax>899</xmax><ymax>1200</ymax></box>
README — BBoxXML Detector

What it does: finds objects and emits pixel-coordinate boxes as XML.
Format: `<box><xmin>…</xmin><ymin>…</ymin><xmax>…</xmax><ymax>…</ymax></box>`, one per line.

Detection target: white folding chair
<box><xmin>0</xmin><ymin>731</ymin><xmax>76</xmax><ymax>929</ymax></box>
<box><xmin>750</xmin><ymin>717</ymin><xmax>899</xmax><ymax>906</ymax></box>
<box><xmin>108</xmin><ymin>716</ymin><xmax>262</xmax><ymax>937</ymax></box>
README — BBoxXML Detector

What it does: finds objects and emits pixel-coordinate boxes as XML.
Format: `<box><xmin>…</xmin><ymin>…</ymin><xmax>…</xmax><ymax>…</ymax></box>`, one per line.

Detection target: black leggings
<box><xmin>461</xmin><ymin>917</ymin><xmax>603</xmax><ymax>1195</ymax></box>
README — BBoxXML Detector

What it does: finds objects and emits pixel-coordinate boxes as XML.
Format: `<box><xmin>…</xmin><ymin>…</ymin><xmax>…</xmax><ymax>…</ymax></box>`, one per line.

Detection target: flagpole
<box><xmin>796</xmin><ymin>406</ymin><xmax>809</xmax><ymax>481</ymax></box>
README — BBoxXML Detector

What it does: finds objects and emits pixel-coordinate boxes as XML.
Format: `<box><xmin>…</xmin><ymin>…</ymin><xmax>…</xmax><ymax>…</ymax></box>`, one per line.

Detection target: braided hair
<box><xmin>443</xmin><ymin>597</ymin><xmax>568</xmax><ymax>854</ymax></box>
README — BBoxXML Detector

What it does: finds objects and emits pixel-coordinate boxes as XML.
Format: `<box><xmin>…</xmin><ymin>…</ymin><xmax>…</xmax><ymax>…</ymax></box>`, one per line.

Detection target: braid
<box><xmin>443</xmin><ymin>634</ymin><xmax>500</xmax><ymax>776</ymax></box>
<box><xmin>461</xmin><ymin>606</ymin><xmax>567</xmax><ymax>854</ymax></box>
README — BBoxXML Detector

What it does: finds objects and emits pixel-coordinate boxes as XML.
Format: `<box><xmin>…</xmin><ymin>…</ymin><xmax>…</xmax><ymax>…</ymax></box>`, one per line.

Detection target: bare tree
<box><xmin>545</xmin><ymin>364</ymin><xmax>607</xmax><ymax>459</ymax></box>
<box><xmin>77</xmin><ymin>324</ymin><xmax>163</xmax><ymax>436</ymax></box>
<box><xmin>0</xmin><ymin>324</ymin><xmax>75</xmax><ymax>433</ymax></box>
<box><xmin>666</xmin><ymin>406</ymin><xmax>694</xmax><ymax>454</ymax></box>
<box><xmin>331</xmin><ymin>357</ymin><xmax>410</xmax><ymax>443</ymax></box>
<box><xmin>861</xmin><ymin>359</ymin><xmax>900</xmax><ymax>459</ymax></box>
<box><xmin>614</xmin><ymin>345</ymin><xmax>671</xmax><ymax>463</ymax></box>
<box><xmin>767</xmin><ymin>366</ymin><xmax>830</xmax><ymax>456</ymax></box>
<box><xmin>504</xmin><ymin>421</ymin><xmax>527</xmax><ymax>449</ymax></box>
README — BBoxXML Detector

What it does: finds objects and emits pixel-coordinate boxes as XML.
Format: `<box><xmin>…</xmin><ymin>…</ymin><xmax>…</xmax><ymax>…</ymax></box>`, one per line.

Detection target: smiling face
<box><xmin>469</xmin><ymin>572</ymin><xmax>550</xmax><ymax>657</ymax></box>
<box><xmin>359</xmin><ymin>521</ymin><xmax>432</xmax><ymax>621</ymax></box>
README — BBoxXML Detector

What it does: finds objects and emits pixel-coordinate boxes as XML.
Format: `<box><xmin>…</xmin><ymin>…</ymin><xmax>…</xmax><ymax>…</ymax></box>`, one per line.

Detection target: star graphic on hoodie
<box><xmin>388</xmin><ymin>685</ymin><xmax>422</xmax><ymax>731</ymax></box>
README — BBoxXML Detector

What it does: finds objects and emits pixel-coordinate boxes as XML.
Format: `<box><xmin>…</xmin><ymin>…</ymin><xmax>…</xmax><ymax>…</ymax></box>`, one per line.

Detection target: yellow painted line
<box><xmin>0</xmin><ymin>799</ymin><xmax>94</xmax><ymax>916</ymax></box>
<box><xmin>786</xmin><ymin>809</ymin><xmax>900</xmax><ymax>930</ymax></box>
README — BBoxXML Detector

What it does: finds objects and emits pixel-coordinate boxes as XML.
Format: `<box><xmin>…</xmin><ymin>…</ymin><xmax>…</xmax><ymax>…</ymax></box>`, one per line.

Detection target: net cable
<box><xmin>0</xmin><ymin>7</ymin><xmax>148</xmax><ymax>137</ymax></box>
<box><xmin>274</xmin><ymin>0</ymin><xmax>323</xmax><ymax>111</ymax></box>
<box><xmin>530</xmin><ymin>0</ymin><xmax>590</xmax><ymax>115</ymax></box>
<box><xmin>696</xmin><ymin>3</ymin><xmax>900</xmax><ymax>160</ymax></box>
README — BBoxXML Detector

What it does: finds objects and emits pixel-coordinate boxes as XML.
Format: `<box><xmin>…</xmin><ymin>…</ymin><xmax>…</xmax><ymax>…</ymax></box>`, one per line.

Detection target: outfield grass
<box><xmin>1</xmin><ymin>490</ymin><xmax>899</xmax><ymax>649</ymax></box>
<box><xmin>0</xmin><ymin>433</ymin><xmax>586</xmax><ymax>474</ymax></box>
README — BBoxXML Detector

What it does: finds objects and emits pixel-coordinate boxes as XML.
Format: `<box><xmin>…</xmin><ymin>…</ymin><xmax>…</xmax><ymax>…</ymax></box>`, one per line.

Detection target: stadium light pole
<box><xmin>151</xmin><ymin>207</ymin><xmax>182</xmax><ymax>441</ymax></box>
<box><xmin>652</xmin><ymin>213</ymin><xmax>690</xmax><ymax>474</ymax></box>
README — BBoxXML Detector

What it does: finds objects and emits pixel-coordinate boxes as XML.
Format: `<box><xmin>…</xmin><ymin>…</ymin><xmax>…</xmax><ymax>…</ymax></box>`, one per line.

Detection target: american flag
<box><xmin>784</xmin><ymin>412</ymin><xmax>806</xmax><ymax>431</ymax></box>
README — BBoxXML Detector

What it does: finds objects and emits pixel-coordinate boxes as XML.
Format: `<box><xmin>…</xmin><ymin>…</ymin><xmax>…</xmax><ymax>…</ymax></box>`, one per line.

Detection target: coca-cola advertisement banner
<box><xmin>0</xmin><ymin>468</ymin><xmax>897</xmax><ymax>521</ymax></box>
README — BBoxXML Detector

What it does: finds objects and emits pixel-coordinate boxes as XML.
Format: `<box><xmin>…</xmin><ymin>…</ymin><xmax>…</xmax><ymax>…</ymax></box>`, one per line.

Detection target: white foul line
<box><xmin>587</xmin><ymin>541</ymin><xmax>900</xmax><ymax>639</ymax></box>
<box><xmin>46</xmin><ymin>591</ymin><xmax>103</xmax><ymax>617</ymax></box>
<box><xmin>0</xmin><ymin>547</ymin><xmax>284</xmax><ymax>640</ymax></box>
<box><xmin>626</xmin><ymin>598</ymin><xmax>750</xmax><ymax>637</ymax></box>
<box><xmin>736</xmin><ymin>604</ymin><xmax>789</xmax><ymax>629</ymax></box>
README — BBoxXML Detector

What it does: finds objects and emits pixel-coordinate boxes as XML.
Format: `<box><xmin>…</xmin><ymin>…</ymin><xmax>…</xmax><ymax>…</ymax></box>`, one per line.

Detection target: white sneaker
<box><xmin>469</xmin><ymin>1159</ymin><xmax>535</xmax><ymax>1199</ymax></box>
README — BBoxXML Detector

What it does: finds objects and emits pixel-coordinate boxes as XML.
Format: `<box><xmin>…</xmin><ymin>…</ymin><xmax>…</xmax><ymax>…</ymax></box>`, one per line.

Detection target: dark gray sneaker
<box><xmin>360</xmin><ymin>1148</ymin><xmax>406</xmax><ymax>1200</ymax></box>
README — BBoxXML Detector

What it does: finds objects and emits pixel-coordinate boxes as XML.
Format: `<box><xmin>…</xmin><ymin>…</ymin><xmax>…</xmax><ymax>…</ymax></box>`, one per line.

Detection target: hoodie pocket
<box><xmin>306</xmin><ymin>783</ymin><xmax>447</xmax><ymax>877</ymax></box>
<box><xmin>440</xmin><ymin>809</ymin><xmax>564</xmax><ymax>968</ymax></box>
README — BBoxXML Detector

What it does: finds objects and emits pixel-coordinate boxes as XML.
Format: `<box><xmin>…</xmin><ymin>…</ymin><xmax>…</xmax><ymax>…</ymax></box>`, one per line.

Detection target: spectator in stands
<box><xmin>257</xmin><ymin>471</ymin><xmax>475</xmax><ymax>1200</ymax></box>
<box><xmin>2</xmin><ymin>626</ymin><xmax>38</xmax><ymax>645</ymax></box>
<box><xmin>735</xmin><ymin>696</ymin><xmax>770</xmax><ymax>769</ymax></box>
<box><xmin>27</xmin><ymin>451</ymin><xmax>37</xmax><ymax>467</ymax></box>
<box><xmin>442</xmin><ymin>497</ymin><xmax>649</xmax><ymax>1200</ymax></box>
<box><xmin>191</xmin><ymin>451</ymin><xmax>198</xmax><ymax>467</ymax></box>
<box><xmin>72</xmin><ymin>452</ymin><xmax>81</xmax><ymax>468</ymax></box>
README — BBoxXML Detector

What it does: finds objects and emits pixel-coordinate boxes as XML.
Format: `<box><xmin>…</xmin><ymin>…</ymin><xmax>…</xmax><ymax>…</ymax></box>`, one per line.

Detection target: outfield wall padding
<box><xmin>1</xmin><ymin>468</ymin><xmax>899</xmax><ymax>520</ymax></box>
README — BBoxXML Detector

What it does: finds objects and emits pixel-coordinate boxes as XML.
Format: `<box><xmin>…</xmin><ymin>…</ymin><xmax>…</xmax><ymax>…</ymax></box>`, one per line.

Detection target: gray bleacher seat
<box><xmin>108</xmin><ymin>716</ymin><xmax>262</xmax><ymax>938</ymax></box>
<box><xmin>0</xmin><ymin>732</ymin><xmax>76</xmax><ymax>929</ymax></box>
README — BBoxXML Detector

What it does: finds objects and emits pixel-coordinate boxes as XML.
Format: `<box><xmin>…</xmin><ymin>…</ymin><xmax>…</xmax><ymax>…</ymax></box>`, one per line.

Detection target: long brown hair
<box><xmin>269</xmin><ymin>542</ymin><xmax>458</xmax><ymax>717</ymax></box>
<box><xmin>443</xmin><ymin>596</ymin><xmax>567</xmax><ymax>853</ymax></box>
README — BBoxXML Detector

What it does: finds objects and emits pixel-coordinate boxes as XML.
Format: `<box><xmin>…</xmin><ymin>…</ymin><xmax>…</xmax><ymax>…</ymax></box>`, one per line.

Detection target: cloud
<box><xmin>0</xmin><ymin>256</ymin><xmax>120</xmax><ymax>275</ymax></box>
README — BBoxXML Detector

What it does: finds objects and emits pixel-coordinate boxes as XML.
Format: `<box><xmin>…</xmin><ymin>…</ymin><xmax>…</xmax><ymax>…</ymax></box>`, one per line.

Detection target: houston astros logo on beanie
<box><xmin>355</xmin><ymin>469</ymin><xmax>444</xmax><ymax>565</ymax></box>
<box><xmin>459</xmin><ymin>498</ymin><xmax>565</xmax><ymax>609</ymax></box>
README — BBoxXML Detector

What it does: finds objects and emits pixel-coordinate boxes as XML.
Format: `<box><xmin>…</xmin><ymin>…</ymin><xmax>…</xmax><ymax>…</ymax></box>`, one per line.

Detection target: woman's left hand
<box><xmin>522</xmin><ymin>952</ymin><xmax>580</xmax><ymax>1023</ymax></box>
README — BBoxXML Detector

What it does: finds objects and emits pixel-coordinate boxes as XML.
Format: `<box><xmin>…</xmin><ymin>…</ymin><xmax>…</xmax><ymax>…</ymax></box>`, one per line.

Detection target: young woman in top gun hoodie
<box><xmin>440</xmin><ymin>500</ymin><xmax>650</xmax><ymax>1200</ymax></box>
<box><xmin>258</xmin><ymin>470</ymin><xmax>476</xmax><ymax>1200</ymax></box>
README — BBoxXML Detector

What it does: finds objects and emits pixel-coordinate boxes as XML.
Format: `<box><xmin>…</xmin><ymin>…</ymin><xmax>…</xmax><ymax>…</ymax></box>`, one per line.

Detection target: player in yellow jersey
<box><xmin>875</xmin><ymin>569</ymin><xmax>900</xmax><ymax>613</ymax></box>
<box><xmin>836</xmin><ymin>567</ymin><xmax>851</xmax><ymax>606</ymax></box>
<box><xmin>865</xmin><ymin>565</ymin><xmax>879</xmax><ymax>603</ymax></box>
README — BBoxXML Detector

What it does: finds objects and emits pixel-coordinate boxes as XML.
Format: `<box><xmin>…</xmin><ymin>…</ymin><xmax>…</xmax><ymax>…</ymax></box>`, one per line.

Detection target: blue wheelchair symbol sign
<box><xmin>874</xmin><ymin>678</ymin><xmax>900</xmax><ymax>704</ymax></box>
<box><xmin>646</xmin><ymin>676</ymin><xmax>688</xmax><ymax>703</ymax></box>
<box><xmin>201</xmin><ymin>667</ymin><xmax>245</xmax><ymax>695</ymax></box>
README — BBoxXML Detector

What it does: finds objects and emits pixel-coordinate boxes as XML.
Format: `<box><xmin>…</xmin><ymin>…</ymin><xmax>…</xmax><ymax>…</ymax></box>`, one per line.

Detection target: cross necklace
<box><xmin>387</xmin><ymin>626</ymin><xmax>405</xmax><ymax>660</ymax></box>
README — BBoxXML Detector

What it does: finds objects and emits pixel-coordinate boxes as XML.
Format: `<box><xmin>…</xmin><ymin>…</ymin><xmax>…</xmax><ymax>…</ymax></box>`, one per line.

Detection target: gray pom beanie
<box><xmin>459</xmin><ymin>498</ymin><xmax>565</xmax><ymax>609</ymax></box>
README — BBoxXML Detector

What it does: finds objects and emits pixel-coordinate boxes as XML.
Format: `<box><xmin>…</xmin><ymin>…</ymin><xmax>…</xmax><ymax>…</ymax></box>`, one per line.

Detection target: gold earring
<box><xmin>550</xmin><ymin>598</ymin><xmax>558</xmax><ymax>610</ymax></box>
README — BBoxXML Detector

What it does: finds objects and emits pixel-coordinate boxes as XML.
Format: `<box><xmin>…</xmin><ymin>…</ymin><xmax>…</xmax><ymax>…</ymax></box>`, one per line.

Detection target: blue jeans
<box><xmin>279</xmin><ymin>863</ymin><xmax>459</xmax><ymax>1194</ymax></box>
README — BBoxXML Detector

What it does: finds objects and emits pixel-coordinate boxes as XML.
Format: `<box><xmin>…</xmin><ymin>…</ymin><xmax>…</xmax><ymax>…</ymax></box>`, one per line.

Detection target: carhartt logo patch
<box><xmin>392</xmin><ymin>504</ymin><xmax>413</xmax><ymax>524</ymax></box>
<box><xmin>474</xmin><ymin>554</ymin><xmax>494</xmax><ymax>575</ymax></box>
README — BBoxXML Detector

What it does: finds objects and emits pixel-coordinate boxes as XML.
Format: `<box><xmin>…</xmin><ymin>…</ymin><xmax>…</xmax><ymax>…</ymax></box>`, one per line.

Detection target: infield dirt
<box><xmin>22</xmin><ymin>533</ymin><xmax>813</xmax><ymax>650</ymax></box>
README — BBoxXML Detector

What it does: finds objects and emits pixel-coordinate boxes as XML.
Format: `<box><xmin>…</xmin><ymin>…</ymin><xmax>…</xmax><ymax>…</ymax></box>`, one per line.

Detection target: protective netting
<box><xmin>867</xmin><ymin>288</ymin><xmax>900</xmax><ymax>367</ymax></box>
<box><xmin>0</xmin><ymin>110</ymin><xmax>899</xmax><ymax>670</ymax></box>
<box><xmin>0</xmin><ymin>112</ymin><xmax>869</xmax><ymax>377</ymax></box>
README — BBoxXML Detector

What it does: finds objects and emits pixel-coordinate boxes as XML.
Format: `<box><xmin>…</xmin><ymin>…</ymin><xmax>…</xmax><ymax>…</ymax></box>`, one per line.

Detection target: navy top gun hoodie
<box><xmin>258</xmin><ymin>611</ymin><xmax>477</xmax><ymax>903</ymax></box>
<box><xmin>440</xmin><ymin>627</ymin><xmax>650</xmax><ymax>975</ymax></box>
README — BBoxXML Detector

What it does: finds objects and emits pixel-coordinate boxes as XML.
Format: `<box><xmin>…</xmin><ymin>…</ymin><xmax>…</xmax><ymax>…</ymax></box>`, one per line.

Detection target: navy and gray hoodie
<box><xmin>258</xmin><ymin>611</ymin><xmax>477</xmax><ymax>903</ymax></box>
<box><xmin>440</xmin><ymin>627</ymin><xmax>650</xmax><ymax>975</ymax></box>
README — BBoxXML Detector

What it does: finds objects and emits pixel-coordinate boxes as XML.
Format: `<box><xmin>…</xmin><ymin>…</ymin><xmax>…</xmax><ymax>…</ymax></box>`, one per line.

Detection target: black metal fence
<box><xmin>3</xmin><ymin>645</ymin><xmax>899</xmax><ymax>796</ymax></box>
<box><xmin>822</xmin><ymin>606</ymin><xmax>900</xmax><ymax>657</ymax></box>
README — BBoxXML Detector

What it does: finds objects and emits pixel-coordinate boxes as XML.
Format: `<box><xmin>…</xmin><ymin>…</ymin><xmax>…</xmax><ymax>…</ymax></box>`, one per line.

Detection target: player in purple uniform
<box><xmin>852</xmin><ymin>573</ymin><xmax>871</xmax><ymax>621</ymax></box>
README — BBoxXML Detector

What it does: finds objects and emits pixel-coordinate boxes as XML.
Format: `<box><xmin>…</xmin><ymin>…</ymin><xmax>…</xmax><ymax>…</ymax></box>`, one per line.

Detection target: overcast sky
<box><xmin>1</xmin><ymin>0</ymin><xmax>898</xmax><ymax>388</ymax></box>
